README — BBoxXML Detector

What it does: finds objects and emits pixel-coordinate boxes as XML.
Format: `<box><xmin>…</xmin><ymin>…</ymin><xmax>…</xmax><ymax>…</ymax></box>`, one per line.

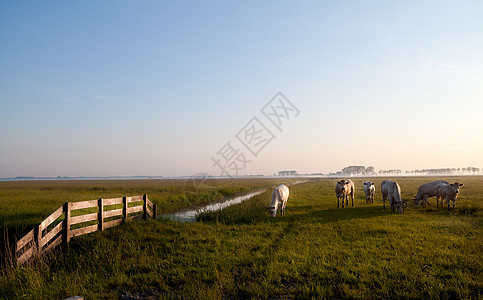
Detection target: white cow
<box><xmin>436</xmin><ymin>182</ymin><xmax>463</xmax><ymax>210</ymax></box>
<box><xmin>381</xmin><ymin>180</ymin><xmax>406</xmax><ymax>213</ymax></box>
<box><xmin>335</xmin><ymin>179</ymin><xmax>355</xmax><ymax>208</ymax></box>
<box><xmin>363</xmin><ymin>181</ymin><xmax>375</xmax><ymax>204</ymax></box>
<box><xmin>413</xmin><ymin>180</ymin><xmax>449</xmax><ymax>207</ymax></box>
<box><xmin>266</xmin><ymin>185</ymin><xmax>289</xmax><ymax>217</ymax></box>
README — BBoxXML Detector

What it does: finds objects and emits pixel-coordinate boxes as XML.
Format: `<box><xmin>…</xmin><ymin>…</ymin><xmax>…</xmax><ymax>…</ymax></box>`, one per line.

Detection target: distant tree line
<box><xmin>278</xmin><ymin>170</ymin><xmax>298</xmax><ymax>176</ymax></box>
<box><xmin>403</xmin><ymin>167</ymin><xmax>480</xmax><ymax>175</ymax></box>
<box><xmin>323</xmin><ymin>166</ymin><xmax>481</xmax><ymax>177</ymax></box>
<box><xmin>326</xmin><ymin>166</ymin><xmax>375</xmax><ymax>176</ymax></box>
<box><xmin>378</xmin><ymin>169</ymin><xmax>403</xmax><ymax>176</ymax></box>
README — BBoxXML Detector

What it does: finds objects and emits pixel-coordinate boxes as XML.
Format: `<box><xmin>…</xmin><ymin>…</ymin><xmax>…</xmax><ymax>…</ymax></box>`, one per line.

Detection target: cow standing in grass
<box><xmin>335</xmin><ymin>179</ymin><xmax>355</xmax><ymax>208</ymax></box>
<box><xmin>266</xmin><ymin>184</ymin><xmax>289</xmax><ymax>217</ymax></box>
<box><xmin>436</xmin><ymin>182</ymin><xmax>463</xmax><ymax>210</ymax></box>
<box><xmin>363</xmin><ymin>181</ymin><xmax>375</xmax><ymax>204</ymax></box>
<box><xmin>381</xmin><ymin>180</ymin><xmax>406</xmax><ymax>213</ymax></box>
<box><xmin>413</xmin><ymin>180</ymin><xmax>448</xmax><ymax>207</ymax></box>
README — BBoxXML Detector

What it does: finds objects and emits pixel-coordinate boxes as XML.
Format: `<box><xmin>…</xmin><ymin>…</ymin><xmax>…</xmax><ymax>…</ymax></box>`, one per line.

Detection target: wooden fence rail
<box><xmin>15</xmin><ymin>194</ymin><xmax>157</xmax><ymax>265</ymax></box>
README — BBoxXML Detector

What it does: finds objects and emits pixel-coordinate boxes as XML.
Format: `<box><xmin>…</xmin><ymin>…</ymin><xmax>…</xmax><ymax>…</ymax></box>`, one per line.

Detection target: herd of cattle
<box><xmin>267</xmin><ymin>180</ymin><xmax>463</xmax><ymax>217</ymax></box>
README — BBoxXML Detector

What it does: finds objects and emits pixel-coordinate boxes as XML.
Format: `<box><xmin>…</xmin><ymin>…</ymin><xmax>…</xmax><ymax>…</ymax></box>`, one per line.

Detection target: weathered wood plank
<box><xmin>17</xmin><ymin>247</ymin><xmax>34</xmax><ymax>265</ymax></box>
<box><xmin>126</xmin><ymin>195</ymin><xmax>143</xmax><ymax>203</ymax></box>
<box><xmin>40</xmin><ymin>221</ymin><xmax>63</xmax><ymax>248</ymax></box>
<box><xmin>16</xmin><ymin>228</ymin><xmax>35</xmax><ymax>252</ymax></box>
<box><xmin>104</xmin><ymin>218</ymin><xmax>123</xmax><ymax>229</ymax></box>
<box><xmin>39</xmin><ymin>205</ymin><xmax>64</xmax><ymax>230</ymax></box>
<box><xmin>129</xmin><ymin>214</ymin><xmax>143</xmax><ymax>221</ymax></box>
<box><xmin>146</xmin><ymin>208</ymin><xmax>153</xmax><ymax>219</ymax></box>
<box><xmin>70</xmin><ymin>212</ymin><xmax>98</xmax><ymax>225</ymax></box>
<box><xmin>43</xmin><ymin>234</ymin><xmax>62</xmax><ymax>253</ymax></box>
<box><xmin>146</xmin><ymin>198</ymin><xmax>154</xmax><ymax>209</ymax></box>
<box><xmin>103</xmin><ymin>208</ymin><xmax>123</xmax><ymax>218</ymax></box>
<box><xmin>70</xmin><ymin>199</ymin><xmax>98</xmax><ymax>210</ymax></box>
<box><xmin>153</xmin><ymin>204</ymin><xmax>157</xmax><ymax>220</ymax></box>
<box><xmin>127</xmin><ymin>206</ymin><xmax>144</xmax><ymax>214</ymax></box>
<box><xmin>70</xmin><ymin>224</ymin><xmax>98</xmax><ymax>238</ymax></box>
<box><xmin>103</xmin><ymin>197</ymin><xmax>123</xmax><ymax>206</ymax></box>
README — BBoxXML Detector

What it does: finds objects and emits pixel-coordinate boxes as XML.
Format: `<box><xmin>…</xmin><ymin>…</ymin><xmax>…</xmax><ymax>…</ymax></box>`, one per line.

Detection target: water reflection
<box><xmin>161</xmin><ymin>189</ymin><xmax>266</xmax><ymax>223</ymax></box>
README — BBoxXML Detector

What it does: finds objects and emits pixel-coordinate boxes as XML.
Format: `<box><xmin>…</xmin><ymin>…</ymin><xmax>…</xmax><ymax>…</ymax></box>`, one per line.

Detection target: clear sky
<box><xmin>1</xmin><ymin>1</ymin><xmax>482</xmax><ymax>177</ymax></box>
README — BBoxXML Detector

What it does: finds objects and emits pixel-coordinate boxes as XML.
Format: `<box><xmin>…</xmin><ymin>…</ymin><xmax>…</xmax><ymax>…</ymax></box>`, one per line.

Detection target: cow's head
<box><xmin>266</xmin><ymin>205</ymin><xmax>278</xmax><ymax>217</ymax></box>
<box><xmin>450</xmin><ymin>182</ymin><xmax>463</xmax><ymax>196</ymax></box>
<box><xmin>394</xmin><ymin>200</ymin><xmax>407</xmax><ymax>213</ymax></box>
<box><xmin>338</xmin><ymin>180</ymin><xmax>351</xmax><ymax>187</ymax></box>
<box><xmin>412</xmin><ymin>197</ymin><xmax>420</xmax><ymax>207</ymax></box>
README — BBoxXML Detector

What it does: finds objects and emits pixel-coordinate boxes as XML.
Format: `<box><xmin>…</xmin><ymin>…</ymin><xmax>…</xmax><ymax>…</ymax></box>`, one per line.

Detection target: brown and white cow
<box><xmin>335</xmin><ymin>179</ymin><xmax>355</xmax><ymax>208</ymax></box>
<box><xmin>381</xmin><ymin>180</ymin><xmax>406</xmax><ymax>213</ymax></box>
<box><xmin>436</xmin><ymin>182</ymin><xmax>463</xmax><ymax>210</ymax></box>
<box><xmin>363</xmin><ymin>181</ymin><xmax>375</xmax><ymax>204</ymax></box>
<box><xmin>413</xmin><ymin>180</ymin><xmax>449</xmax><ymax>207</ymax></box>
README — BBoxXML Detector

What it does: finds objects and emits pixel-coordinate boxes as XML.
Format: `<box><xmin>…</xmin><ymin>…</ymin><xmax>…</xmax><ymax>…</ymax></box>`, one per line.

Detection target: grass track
<box><xmin>0</xmin><ymin>177</ymin><xmax>482</xmax><ymax>299</ymax></box>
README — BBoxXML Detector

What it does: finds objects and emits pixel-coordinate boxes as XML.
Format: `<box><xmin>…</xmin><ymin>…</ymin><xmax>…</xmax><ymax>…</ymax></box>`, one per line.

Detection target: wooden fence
<box><xmin>15</xmin><ymin>194</ymin><xmax>157</xmax><ymax>265</ymax></box>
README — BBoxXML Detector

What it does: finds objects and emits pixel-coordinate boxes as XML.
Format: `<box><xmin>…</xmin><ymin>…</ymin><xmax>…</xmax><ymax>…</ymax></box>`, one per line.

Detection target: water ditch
<box><xmin>160</xmin><ymin>189</ymin><xmax>267</xmax><ymax>222</ymax></box>
<box><xmin>160</xmin><ymin>180</ymin><xmax>310</xmax><ymax>223</ymax></box>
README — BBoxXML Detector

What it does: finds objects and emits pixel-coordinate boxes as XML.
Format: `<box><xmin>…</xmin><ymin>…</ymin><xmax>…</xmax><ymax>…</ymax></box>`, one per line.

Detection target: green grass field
<box><xmin>0</xmin><ymin>177</ymin><xmax>482</xmax><ymax>299</ymax></box>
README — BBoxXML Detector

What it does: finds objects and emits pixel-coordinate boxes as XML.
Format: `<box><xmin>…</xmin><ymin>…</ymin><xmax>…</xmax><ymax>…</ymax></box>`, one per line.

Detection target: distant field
<box><xmin>0</xmin><ymin>178</ymin><xmax>301</xmax><ymax>245</ymax></box>
<box><xmin>0</xmin><ymin>176</ymin><xmax>482</xmax><ymax>299</ymax></box>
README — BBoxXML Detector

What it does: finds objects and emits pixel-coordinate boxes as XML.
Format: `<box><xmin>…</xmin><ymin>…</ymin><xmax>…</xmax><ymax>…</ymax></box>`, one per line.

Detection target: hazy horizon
<box><xmin>1</xmin><ymin>1</ymin><xmax>482</xmax><ymax>178</ymax></box>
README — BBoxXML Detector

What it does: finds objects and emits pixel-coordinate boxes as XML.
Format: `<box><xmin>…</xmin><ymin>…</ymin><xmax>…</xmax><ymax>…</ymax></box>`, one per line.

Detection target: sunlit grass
<box><xmin>0</xmin><ymin>177</ymin><xmax>481</xmax><ymax>299</ymax></box>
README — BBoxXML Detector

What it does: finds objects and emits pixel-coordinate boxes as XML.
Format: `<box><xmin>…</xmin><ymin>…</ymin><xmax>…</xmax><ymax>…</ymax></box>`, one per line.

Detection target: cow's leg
<box><xmin>281</xmin><ymin>201</ymin><xmax>286</xmax><ymax>215</ymax></box>
<box><xmin>351</xmin><ymin>193</ymin><xmax>354</xmax><ymax>207</ymax></box>
<box><xmin>337</xmin><ymin>196</ymin><xmax>340</xmax><ymax>208</ymax></box>
<box><xmin>383</xmin><ymin>196</ymin><xmax>386</xmax><ymax>210</ymax></box>
<box><xmin>436</xmin><ymin>195</ymin><xmax>439</xmax><ymax>208</ymax></box>
<box><xmin>424</xmin><ymin>195</ymin><xmax>429</xmax><ymax>207</ymax></box>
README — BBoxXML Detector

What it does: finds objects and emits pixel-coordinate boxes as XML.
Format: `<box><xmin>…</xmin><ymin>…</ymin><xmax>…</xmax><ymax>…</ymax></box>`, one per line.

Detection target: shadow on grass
<box><xmin>199</xmin><ymin>203</ymin><xmax>394</xmax><ymax>226</ymax></box>
<box><xmin>1</xmin><ymin>213</ymin><xmax>47</xmax><ymax>252</ymax></box>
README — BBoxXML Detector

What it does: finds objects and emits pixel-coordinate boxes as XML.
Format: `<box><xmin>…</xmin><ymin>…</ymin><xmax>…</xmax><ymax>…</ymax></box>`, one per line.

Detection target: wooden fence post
<box><xmin>98</xmin><ymin>198</ymin><xmax>104</xmax><ymax>231</ymax></box>
<box><xmin>34</xmin><ymin>225</ymin><xmax>41</xmax><ymax>254</ymax></box>
<box><xmin>153</xmin><ymin>204</ymin><xmax>158</xmax><ymax>220</ymax></box>
<box><xmin>63</xmin><ymin>202</ymin><xmax>71</xmax><ymax>244</ymax></box>
<box><xmin>143</xmin><ymin>194</ymin><xmax>147</xmax><ymax>220</ymax></box>
<box><xmin>122</xmin><ymin>196</ymin><xmax>127</xmax><ymax>222</ymax></box>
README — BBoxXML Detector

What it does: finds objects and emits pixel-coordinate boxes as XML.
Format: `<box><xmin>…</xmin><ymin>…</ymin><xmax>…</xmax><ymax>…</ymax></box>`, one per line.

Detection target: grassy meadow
<box><xmin>0</xmin><ymin>177</ymin><xmax>482</xmax><ymax>299</ymax></box>
<box><xmin>0</xmin><ymin>178</ymin><xmax>300</xmax><ymax>247</ymax></box>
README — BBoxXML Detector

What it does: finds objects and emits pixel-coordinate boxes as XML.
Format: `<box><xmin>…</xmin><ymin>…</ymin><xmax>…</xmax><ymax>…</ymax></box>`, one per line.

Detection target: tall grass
<box><xmin>0</xmin><ymin>177</ymin><xmax>481</xmax><ymax>299</ymax></box>
<box><xmin>0</xmin><ymin>178</ymin><xmax>301</xmax><ymax>257</ymax></box>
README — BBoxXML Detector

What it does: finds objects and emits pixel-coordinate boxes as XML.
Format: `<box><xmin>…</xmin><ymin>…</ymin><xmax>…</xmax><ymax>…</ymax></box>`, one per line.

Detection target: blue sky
<box><xmin>1</xmin><ymin>1</ymin><xmax>482</xmax><ymax>177</ymax></box>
